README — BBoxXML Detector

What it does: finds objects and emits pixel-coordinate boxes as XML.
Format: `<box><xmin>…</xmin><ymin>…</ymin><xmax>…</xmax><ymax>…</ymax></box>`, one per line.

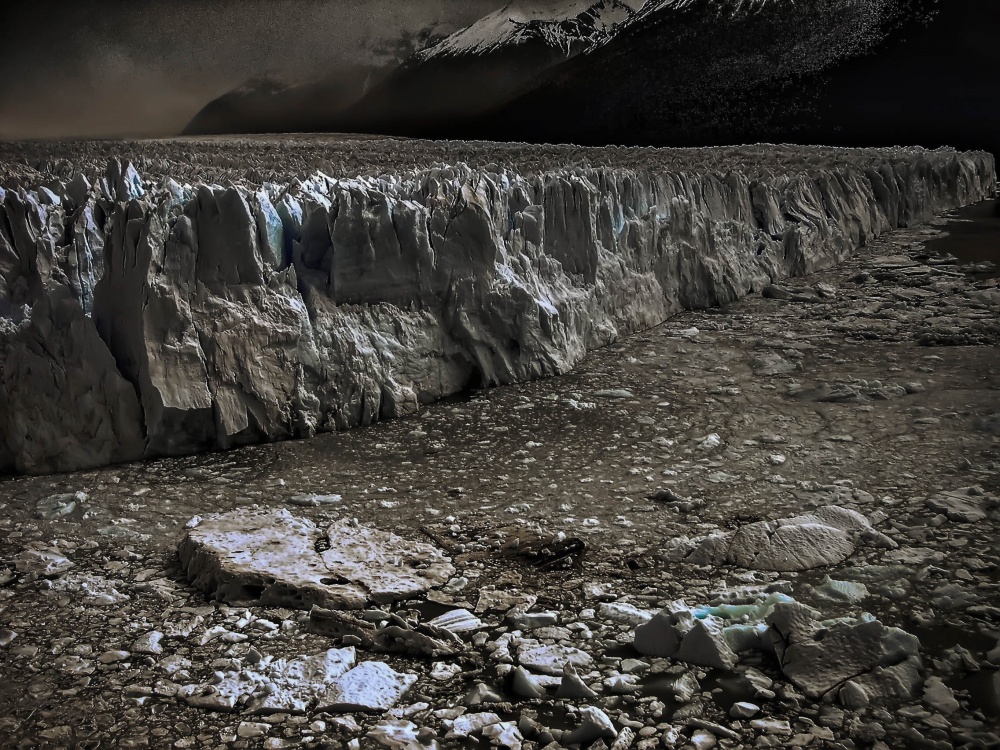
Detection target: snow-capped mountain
<box><xmin>183</xmin><ymin>0</ymin><xmax>1000</xmax><ymax>158</ymax></box>
<box><xmin>416</xmin><ymin>0</ymin><xmax>644</xmax><ymax>60</ymax></box>
<box><xmin>329</xmin><ymin>0</ymin><xmax>652</xmax><ymax>138</ymax></box>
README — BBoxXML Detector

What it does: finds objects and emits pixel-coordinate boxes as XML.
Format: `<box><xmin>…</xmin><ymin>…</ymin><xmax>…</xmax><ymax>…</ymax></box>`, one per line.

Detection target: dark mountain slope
<box><xmin>476</xmin><ymin>0</ymin><xmax>1000</xmax><ymax>155</ymax></box>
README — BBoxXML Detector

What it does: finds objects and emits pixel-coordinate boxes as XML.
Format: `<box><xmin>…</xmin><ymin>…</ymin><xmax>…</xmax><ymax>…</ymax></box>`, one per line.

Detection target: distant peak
<box><xmin>415</xmin><ymin>0</ymin><xmax>641</xmax><ymax>61</ymax></box>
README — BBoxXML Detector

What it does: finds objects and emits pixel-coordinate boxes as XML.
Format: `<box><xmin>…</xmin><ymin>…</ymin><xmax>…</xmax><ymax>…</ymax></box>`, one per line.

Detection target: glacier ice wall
<box><xmin>0</xmin><ymin>148</ymin><xmax>994</xmax><ymax>474</ymax></box>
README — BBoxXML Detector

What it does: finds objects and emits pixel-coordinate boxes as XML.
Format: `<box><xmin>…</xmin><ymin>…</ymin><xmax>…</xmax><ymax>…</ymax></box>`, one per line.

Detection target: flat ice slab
<box><xmin>179</xmin><ymin>508</ymin><xmax>455</xmax><ymax>609</ymax></box>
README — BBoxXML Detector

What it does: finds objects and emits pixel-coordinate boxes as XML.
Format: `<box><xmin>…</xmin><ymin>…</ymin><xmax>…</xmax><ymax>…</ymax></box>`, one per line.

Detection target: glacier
<box><xmin>0</xmin><ymin>145</ymin><xmax>994</xmax><ymax>474</ymax></box>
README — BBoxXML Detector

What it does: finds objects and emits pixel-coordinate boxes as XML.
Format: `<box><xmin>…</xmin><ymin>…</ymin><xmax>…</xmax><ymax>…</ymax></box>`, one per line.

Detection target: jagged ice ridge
<box><xmin>0</xmin><ymin>146</ymin><xmax>994</xmax><ymax>474</ymax></box>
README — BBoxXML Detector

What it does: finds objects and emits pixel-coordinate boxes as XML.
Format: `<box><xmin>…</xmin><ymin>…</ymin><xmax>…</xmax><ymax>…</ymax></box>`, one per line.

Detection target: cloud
<box><xmin>0</xmin><ymin>0</ymin><xmax>501</xmax><ymax>139</ymax></box>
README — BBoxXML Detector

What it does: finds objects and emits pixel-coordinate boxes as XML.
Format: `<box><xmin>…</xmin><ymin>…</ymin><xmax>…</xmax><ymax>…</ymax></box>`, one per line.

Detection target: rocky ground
<box><xmin>0</xmin><ymin>201</ymin><xmax>998</xmax><ymax>749</ymax></box>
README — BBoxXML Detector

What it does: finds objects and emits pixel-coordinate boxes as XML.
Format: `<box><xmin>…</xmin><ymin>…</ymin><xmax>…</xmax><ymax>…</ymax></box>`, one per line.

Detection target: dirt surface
<box><xmin>0</xmin><ymin>204</ymin><xmax>998</xmax><ymax>749</ymax></box>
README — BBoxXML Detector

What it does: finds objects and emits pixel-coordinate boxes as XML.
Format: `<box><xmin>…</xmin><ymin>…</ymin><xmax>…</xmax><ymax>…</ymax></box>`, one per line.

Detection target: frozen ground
<box><xmin>0</xmin><ymin>193</ymin><xmax>998</xmax><ymax>748</ymax></box>
<box><xmin>0</xmin><ymin>135</ymin><xmax>979</xmax><ymax>186</ymax></box>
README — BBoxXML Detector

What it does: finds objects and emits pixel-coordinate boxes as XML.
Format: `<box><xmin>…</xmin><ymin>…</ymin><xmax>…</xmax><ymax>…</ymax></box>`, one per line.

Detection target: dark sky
<box><xmin>0</xmin><ymin>1</ymin><xmax>500</xmax><ymax>139</ymax></box>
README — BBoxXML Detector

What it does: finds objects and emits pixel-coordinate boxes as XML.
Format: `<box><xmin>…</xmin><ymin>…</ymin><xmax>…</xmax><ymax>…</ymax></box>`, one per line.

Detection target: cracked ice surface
<box><xmin>0</xmin><ymin>143</ymin><xmax>994</xmax><ymax>473</ymax></box>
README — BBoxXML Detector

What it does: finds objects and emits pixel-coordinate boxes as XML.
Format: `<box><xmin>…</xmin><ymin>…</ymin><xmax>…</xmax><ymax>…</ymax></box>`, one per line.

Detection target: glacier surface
<box><xmin>0</xmin><ymin>146</ymin><xmax>994</xmax><ymax>474</ymax></box>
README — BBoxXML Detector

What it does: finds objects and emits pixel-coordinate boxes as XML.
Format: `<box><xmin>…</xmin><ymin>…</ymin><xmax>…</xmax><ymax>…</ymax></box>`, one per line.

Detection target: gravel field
<box><xmin>1</xmin><ymin>196</ymin><xmax>998</xmax><ymax>749</ymax></box>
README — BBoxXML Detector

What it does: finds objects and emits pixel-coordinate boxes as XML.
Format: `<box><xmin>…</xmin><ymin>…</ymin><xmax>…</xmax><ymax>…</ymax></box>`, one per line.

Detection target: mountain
<box><xmin>182</xmin><ymin>69</ymin><xmax>376</xmax><ymax>136</ymax></box>
<box><xmin>415</xmin><ymin>0</ymin><xmax>643</xmax><ymax>60</ymax></box>
<box><xmin>183</xmin><ymin>0</ymin><xmax>1000</xmax><ymax>158</ymax></box>
<box><xmin>182</xmin><ymin>25</ymin><xmax>448</xmax><ymax>136</ymax></box>
<box><xmin>472</xmin><ymin>0</ymin><xmax>925</xmax><ymax>145</ymax></box>
<box><xmin>330</xmin><ymin>0</ymin><xmax>644</xmax><ymax>137</ymax></box>
<box><xmin>486</xmin><ymin>0</ymin><xmax>1000</xmax><ymax>156</ymax></box>
<box><xmin>332</xmin><ymin>0</ymin><xmax>964</xmax><ymax>146</ymax></box>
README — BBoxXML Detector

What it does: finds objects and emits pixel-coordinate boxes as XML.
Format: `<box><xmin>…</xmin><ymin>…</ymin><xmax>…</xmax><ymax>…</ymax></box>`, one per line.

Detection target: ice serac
<box><xmin>0</xmin><ymin>147</ymin><xmax>995</xmax><ymax>474</ymax></box>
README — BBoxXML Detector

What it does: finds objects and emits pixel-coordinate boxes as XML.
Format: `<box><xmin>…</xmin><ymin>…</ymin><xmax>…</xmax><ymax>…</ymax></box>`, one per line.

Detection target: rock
<box><xmin>476</xmin><ymin>589</ymin><xmax>537</xmax><ymax>613</ymax></box>
<box><xmin>609</xmin><ymin>727</ymin><xmax>636</xmax><ymax>750</ymax></box>
<box><xmin>555</xmin><ymin>663</ymin><xmax>599</xmax><ymax>699</ymax></box>
<box><xmin>179</xmin><ymin>508</ymin><xmax>453</xmax><ymax>609</ymax></box>
<box><xmin>750</xmin><ymin>719</ymin><xmax>792</xmax><ymax>736</ymax></box>
<box><xmin>838</xmin><ymin>680</ymin><xmax>870</xmax><ymax>708</ymax></box>
<box><xmin>767</xmin><ymin>603</ymin><xmax>922</xmax><ymax>700</ymax></box>
<box><xmin>668</xmin><ymin>505</ymin><xmax>894</xmax><ymax>571</ymax></box>
<box><xmin>97</xmin><ymin>650</ymin><xmax>131</xmax><ymax>664</ymax></box>
<box><xmin>597</xmin><ymin>602</ymin><xmax>654</xmax><ymax>626</ymax></box>
<box><xmin>426</xmin><ymin>608</ymin><xmax>483</xmax><ymax>634</ymax></box>
<box><xmin>13</xmin><ymin>549</ymin><xmax>74</xmax><ymax>577</ymax></box>
<box><xmin>922</xmin><ymin>676</ymin><xmax>960</xmax><ymax>714</ymax></box>
<box><xmin>317</xmin><ymin>661</ymin><xmax>418</xmax><ymax>713</ymax></box>
<box><xmin>730</xmin><ymin>702</ymin><xmax>760</xmax><ymax>718</ymax></box>
<box><xmin>237</xmin><ymin>722</ymin><xmax>269</xmax><ymax>739</ymax></box>
<box><xmin>132</xmin><ymin>631</ymin><xmax>164</xmax><ymax>655</ymax></box>
<box><xmin>669</xmin><ymin>672</ymin><xmax>701</xmax><ymax>703</ymax></box>
<box><xmin>689</xmin><ymin>720</ymin><xmax>740</xmax><ymax>742</ymax></box>
<box><xmin>482</xmin><ymin>721</ymin><xmax>524</xmax><ymax>750</ymax></box>
<box><xmin>925</xmin><ymin>488</ymin><xmax>989</xmax><ymax>523</ymax></box>
<box><xmin>565</xmin><ymin>706</ymin><xmax>617</xmax><ymax>746</ymax></box>
<box><xmin>688</xmin><ymin>730</ymin><xmax>717</xmax><ymax>749</ymax></box>
<box><xmin>507</xmin><ymin>610</ymin><xmax>559</xmax><ymax>629</ymax></box>
<box><xmin>446</xmin><ymin>712</ymin><xmax>502</xmax><ymax>738</ymax></box>
<box><xmin>674</xmin><ymin>617</ymin><xmax>740</xmax><ymax>671</ymax></box>
<box><xmin>367</xmin><ymin>720</ymin><xmax>430</xmax><ymax>750</ymax></box>
<box><xmin>517</xmin><ymin>643</ymin><xmax>593</xmax><ymax>676</ymax></box>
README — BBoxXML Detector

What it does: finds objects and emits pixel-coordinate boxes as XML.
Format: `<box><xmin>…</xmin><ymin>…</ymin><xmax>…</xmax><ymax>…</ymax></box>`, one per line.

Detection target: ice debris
<box><xmin>663</xmin><ymin>505</ymin><xmax>896</xmax><ymax>571</ymax></box>
<box><xmin>179</xmin><ymin>508</ymin><xmax>454</xmax><ymax>610</ymax></box>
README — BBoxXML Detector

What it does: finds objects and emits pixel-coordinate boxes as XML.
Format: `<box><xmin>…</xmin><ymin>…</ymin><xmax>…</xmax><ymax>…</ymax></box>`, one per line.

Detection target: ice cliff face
<box><xmin>0</xmin><ymin>147</ymin><xmax>994</xmax><ymax>474</ymax></box>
